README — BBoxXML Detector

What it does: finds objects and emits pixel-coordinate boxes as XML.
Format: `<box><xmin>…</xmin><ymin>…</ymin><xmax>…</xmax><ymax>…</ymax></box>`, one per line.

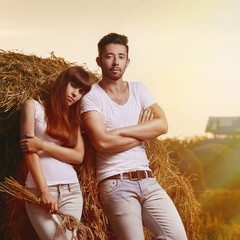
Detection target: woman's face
<box><xmin>65</xmin><ymin>81</ymin><xmax>84</xmax><ymax>106</ymax></box>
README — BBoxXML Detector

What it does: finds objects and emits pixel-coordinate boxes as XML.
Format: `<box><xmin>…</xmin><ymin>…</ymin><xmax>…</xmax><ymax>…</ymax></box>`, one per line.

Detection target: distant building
<box><xmin>205</xmin><ymin>117</ymin><xmax>240</xmax><ymax>135</ymax></box>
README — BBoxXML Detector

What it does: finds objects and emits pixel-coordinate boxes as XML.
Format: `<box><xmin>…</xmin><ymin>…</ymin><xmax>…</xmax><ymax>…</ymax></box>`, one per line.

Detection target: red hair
<box><xmin>44</xmin><ymin>66</ymin><xmax>91</xmax><ymax>146</ymax></box>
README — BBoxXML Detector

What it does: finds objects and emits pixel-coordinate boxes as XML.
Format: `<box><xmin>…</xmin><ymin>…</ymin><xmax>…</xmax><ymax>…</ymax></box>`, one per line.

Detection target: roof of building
<box><xmin>205</xmin><ymin>116</ymin><xmax>240</xmax><ymax>135</ymax></box>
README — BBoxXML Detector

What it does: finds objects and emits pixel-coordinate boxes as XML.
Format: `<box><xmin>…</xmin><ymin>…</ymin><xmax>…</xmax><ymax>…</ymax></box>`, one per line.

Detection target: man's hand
<box><xmin>110</xmin><ymin>108</ymin><xmax>153</xmax><ymax>136</ymax></box>
<box><xmin>106</xmin><ymin>103</ymin><xmax>168</xmax><ymax>140</ymax></box>
<box><xmin>82</xmin><ymin>111</ymin><xmax>143</xmax><ymax>152</ymax></box>
<box><xmin>138</xmin><ymin>107</ymin><xmax>153</xmax><ymax>124</ymax></box>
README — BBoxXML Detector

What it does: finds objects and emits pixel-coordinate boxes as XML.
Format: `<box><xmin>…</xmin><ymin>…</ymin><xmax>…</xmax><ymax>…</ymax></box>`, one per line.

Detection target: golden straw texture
<box><xmin>0</xmin><ymin>50</ymin><xmax>201</xmax><ymax>240</ymax></box>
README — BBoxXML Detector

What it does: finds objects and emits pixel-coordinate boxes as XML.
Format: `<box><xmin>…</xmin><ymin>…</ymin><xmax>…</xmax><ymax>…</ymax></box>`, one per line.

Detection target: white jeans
<box><xmin>99</xmin><ymin>177</ymin><xmax>187</xmax><ymax>240</ymax></box>
<box><xmin>26</xmin><ymin>183</ymin><xmax>83</xmax><ymax>240</ymax></box>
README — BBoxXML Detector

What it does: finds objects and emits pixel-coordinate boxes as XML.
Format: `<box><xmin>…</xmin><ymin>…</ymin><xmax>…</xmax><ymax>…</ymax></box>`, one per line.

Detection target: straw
<box><xmin>0</xmin><ymin>177</ymin><xmax>94</xmax><ymax>240</ymax></box>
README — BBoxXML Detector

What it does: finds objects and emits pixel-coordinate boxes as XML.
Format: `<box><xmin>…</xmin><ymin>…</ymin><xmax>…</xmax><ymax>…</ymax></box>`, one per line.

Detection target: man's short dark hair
<box><xmin>98</xmin><ymin>33</ymin><xmax>129</xmax><ymax>57</ymax></box>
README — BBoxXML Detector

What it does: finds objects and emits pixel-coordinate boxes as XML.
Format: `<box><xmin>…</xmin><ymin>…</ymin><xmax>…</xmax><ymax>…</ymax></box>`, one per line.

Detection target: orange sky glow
<box><xmin>1</xmin><ymin>0</ymin><xmax>240</xmax><ymax>138</ymax></box>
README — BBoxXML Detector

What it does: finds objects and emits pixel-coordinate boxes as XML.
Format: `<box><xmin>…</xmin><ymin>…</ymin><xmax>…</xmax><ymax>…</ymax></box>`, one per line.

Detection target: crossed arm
<box><xmin>20</xmin><ymin>101</ymin><xmax>85</xmax><ymax>164</ymax></box>
<box><xmin>20</xmin><ymin>132</ymin><xmax>85</xmax><ymax>164</ymax></box>
<box><xmin>81</xmin><ymin>103</ymin><xmax>168</xmax><ymax>153</ymax></box>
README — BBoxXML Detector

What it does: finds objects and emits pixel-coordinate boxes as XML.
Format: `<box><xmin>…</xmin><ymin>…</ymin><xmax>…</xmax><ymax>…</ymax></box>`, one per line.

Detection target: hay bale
<box><xmin>145</xmin><ymin>139</ymin><xmax>201</xmax><ymax>239</ymax></box>
<box><xmin>0</xmin><ymin>50</ymin><xmax>201</xmax><ymax>239</ymax></box>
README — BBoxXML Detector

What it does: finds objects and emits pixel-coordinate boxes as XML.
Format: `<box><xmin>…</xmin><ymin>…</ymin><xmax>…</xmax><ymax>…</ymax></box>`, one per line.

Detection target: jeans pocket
<box><xmin>100</xmin><ymin>179</ymin><xmax>119</xmax><ymax>195</ymax></box>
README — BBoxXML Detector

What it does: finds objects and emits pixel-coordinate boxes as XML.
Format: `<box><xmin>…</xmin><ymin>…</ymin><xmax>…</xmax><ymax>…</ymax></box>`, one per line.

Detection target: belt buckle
<box><xmin>129</xmin><ymin>171</ymin><xmax>139</xmax><ymax>181</ymax></box>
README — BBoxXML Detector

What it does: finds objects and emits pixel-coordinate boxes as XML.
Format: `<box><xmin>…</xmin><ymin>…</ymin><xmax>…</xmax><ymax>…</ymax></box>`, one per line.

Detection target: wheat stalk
<box><xmin>0</xmin><ymin>177</ymin><xmax>94</xmax><ymax>240</ymax></box>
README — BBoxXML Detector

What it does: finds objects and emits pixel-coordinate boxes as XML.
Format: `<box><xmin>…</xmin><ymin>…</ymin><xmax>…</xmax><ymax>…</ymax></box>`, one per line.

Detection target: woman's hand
<box><xmin>138</xmin><ymin>107</ymin><xmax>153</xmax><ymax>124</ymax></box>
<box><xmin>20</xmin><ymin>133</ymin><xmax>44</xmax><ymax>153</ymax></box>
<box><xmin>40</xmin><ymin>187</ymin><xmax>58</xmax><ymax>214</ymax></box>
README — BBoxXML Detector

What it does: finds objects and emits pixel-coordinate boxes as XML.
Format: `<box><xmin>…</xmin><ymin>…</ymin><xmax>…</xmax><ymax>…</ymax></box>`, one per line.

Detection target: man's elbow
<box><xmin>157</xmin><ymin>122</ymin><xmax>168</xmax><ymax>136</ymax></box>
<box><xmin>92</xmin><ymin>141</ymin><xmax>111</xmax><ymax>153</ymax></box>
<box><xmin>94</xmin><ymin>143</ymin><xmax>107</xmax><ymax>153</ymax></box>
<box><xmin>162</xmin><ymin>124</ymin><xmax>168</xmax><ymax>134</ymax></box>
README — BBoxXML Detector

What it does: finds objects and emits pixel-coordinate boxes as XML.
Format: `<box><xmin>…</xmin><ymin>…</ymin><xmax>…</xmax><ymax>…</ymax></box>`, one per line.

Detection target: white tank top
<box><xmin>25</xmin><ymin>100</ymin><xmax>79</xmax><ymax>188</ymax></box>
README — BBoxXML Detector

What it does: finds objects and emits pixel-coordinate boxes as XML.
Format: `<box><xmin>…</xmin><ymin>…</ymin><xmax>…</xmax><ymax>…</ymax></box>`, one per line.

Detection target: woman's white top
<box><xmin>25</xmin><ymin>100</ymin><xmax>79</xmax><ymax>188</ymax></box>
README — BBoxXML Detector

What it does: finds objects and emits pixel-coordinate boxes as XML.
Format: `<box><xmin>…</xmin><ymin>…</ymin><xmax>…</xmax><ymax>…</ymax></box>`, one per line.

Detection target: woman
<box><xmin>20</xmin><ymin>66</ymin><xmax>92</xmax><ymax>240</ymax></box>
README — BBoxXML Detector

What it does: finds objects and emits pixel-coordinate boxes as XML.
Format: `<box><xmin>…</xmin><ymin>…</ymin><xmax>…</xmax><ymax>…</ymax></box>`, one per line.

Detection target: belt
<box><xmin>104</xmin><ymin>170</ymin><xmax>153</xmax><ymax>181</ymax></box>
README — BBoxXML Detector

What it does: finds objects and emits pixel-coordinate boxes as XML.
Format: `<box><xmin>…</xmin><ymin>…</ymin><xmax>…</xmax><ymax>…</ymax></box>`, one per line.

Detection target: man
<box><xmin>81</xmin><ymin>33</ymin><xmax>187</xmax><ymax>240</ymax></box>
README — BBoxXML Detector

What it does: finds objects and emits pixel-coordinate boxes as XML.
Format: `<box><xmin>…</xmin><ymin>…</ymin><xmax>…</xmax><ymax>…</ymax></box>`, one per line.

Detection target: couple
<box><xmin>20</xmin><ymin>33</ymin><xmax>187</xmax><ymax>240</ymax></box>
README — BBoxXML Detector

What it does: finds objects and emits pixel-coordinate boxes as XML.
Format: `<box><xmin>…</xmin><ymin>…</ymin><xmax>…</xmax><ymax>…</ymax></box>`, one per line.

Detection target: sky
<box><xmin>1</xmin><ymin>0</ymin><xmax>240</xmax><ymax>138</ymax></box>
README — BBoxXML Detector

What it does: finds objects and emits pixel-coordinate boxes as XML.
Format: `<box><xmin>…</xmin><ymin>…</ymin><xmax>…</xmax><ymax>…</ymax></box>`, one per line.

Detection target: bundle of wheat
<box><xmin>0</xmin><ymin>50</ymin><xmax>201</xmax><ymax>240</ymax></box>
<box><xmin>0</xmin><ymin>177</ymin><xmax>93</xmax><ymax>240</ymax></box>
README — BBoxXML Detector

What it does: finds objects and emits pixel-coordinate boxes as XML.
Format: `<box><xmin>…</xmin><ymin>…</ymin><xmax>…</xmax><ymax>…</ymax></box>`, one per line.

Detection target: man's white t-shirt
<box><xmin>81</xmin><ymin>81</ymin><xmax>156</xmax><ymax>182</ymax></box>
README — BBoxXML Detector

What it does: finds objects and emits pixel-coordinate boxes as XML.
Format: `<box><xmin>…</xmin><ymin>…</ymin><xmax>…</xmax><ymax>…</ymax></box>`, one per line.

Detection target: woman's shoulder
<box><xmin>22</xmin><ymin>99</ymin><xmax>35</xmax><ymax>109</ymax></box>
<box><xmin>23</xmin><ymin>99</ymin><xmax>43</xmax><ymax>108</ymax></box>
<box><xmin>20</xmin><ymin>100</ymin><xmax>36</xmax><ymax>121</ymax></box>
<box><xmin>22</xmin><ymin>99</ymin><xmax>44</xmax><ymax>117</ymax></box>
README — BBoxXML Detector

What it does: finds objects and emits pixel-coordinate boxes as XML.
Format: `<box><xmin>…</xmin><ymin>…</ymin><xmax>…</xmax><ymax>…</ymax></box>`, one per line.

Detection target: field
<box><xmin>170</xmin><ymin>136</ymin><xmax>240</xmax><ymax>239</ymax></box>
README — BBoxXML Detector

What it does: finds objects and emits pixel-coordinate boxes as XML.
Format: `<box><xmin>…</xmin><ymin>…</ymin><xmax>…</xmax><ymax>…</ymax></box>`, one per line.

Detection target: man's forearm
<box><xmin>82</xmin><ymin>111</ymin><xmax>143</xmax><ymax>153</ymax></box>
<box><xmin>88</xmin><ymin>130</ymin><xmax>142</xmax><ymax>153</ymax></box>
<box><xmin>114</xmin><ymin>103</ymin><xmax>168</xmax><ymax>140</ymax></box>
<box><xmin>113</xmin><ymin>118</ymin><xmax>168</xmax><ymax>140</ymax></box>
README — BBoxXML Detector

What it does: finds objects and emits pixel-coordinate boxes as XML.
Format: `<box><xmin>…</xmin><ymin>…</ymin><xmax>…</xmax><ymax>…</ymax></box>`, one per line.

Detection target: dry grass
<box><xmin>0</xmin><ymin>49</ymin><xmax>201</xmax><ymax>239</ymax></box>
<box><xmin>145</xmin><ymin>138</ymin><xmax>201</xmax><ymax>239</ymax></box>
<box><xmin>0</xmin><ymin>49</ymin><xmax>99</xmax><ymax>135</ymax></box>
<box><xmin>0</xmin><ymin>50</ymin><xmax>68</xmax><ymax>134</ymax></box>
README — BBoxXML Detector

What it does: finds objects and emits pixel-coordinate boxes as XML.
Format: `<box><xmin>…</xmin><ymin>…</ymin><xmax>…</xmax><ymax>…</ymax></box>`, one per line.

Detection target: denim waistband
<box><xmin>27</xmin><ymin>182</ymin><xmax>80</xmax><ymax>194</ymax></box>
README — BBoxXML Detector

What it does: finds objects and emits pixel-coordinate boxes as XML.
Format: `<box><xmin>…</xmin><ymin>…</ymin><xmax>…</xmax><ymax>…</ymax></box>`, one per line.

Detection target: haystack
<box><xmin>0</xmin><ymin>50</ymin><xmax>201</xmax><ymax>239</ymax></box>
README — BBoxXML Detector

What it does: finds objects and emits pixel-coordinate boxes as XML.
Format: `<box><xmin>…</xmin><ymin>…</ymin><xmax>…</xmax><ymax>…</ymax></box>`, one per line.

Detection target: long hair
<box><xmin>44</xmin><ymin>66</ymin><xmax>91</xmax><ymax>147</ymax></box>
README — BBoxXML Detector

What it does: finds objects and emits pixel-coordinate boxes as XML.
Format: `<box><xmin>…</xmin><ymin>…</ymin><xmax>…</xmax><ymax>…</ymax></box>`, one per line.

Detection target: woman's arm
<box><xmin>110</xmin><ymin>103</ymin><xmax>168</xmax><ymax>140</ymax></box>
<box><xmin>20</xmin><ymin>128</ymin><xmax>85</xmax><ymax>164</ymax></box>
<box><xmin>20</xmin><ymin>100</ymin><xmax>58</xmax><ymax>213</ymax></box>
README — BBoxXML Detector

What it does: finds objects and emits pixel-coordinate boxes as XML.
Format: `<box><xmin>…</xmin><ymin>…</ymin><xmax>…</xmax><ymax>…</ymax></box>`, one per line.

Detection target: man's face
<box><xmin>97</xmin><ymin>43</ymin><xmax>130</xmax><ymax>81</ymax></box>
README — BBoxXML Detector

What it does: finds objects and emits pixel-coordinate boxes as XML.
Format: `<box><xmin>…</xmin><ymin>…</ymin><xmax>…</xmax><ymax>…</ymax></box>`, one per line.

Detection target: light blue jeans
<box><xmin>99</xmin><ymin>177</ymin><xmax>188</xmax><ymax>240</ymax></box>
<box><xmin>25</xmin><ymin>183</ymin><xmax>83</xmax><ymax>240</ymax></box>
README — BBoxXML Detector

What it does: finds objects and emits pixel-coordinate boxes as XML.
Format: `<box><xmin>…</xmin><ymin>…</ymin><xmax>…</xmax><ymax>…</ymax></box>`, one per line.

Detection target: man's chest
<box><xmin>101</xmin><ymin>100</ymin><xmax>141</xmax><ymax>129</ymax></box>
